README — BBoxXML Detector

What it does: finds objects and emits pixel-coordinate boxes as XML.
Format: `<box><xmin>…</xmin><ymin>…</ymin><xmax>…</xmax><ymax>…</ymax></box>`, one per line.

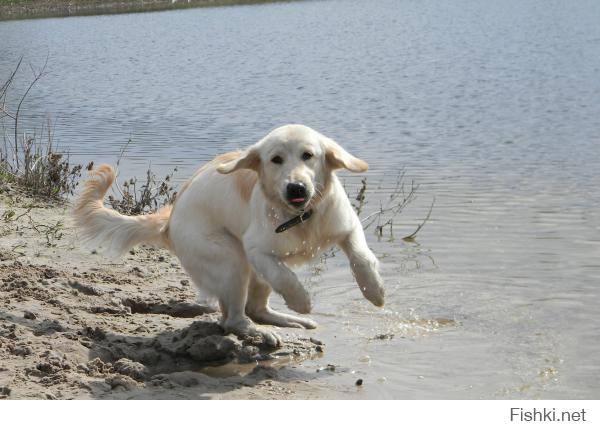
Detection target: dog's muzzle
<box><xmin>286</xmin><ymin>182</ymin><xmax>308</xmax><ymax>207</ymax></box>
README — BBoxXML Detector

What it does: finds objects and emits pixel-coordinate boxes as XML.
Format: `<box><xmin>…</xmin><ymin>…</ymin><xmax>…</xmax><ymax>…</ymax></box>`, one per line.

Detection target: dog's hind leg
<box><xmin>246</xmin><ymin>272</ymin><xmax>317</xmax><ymax>329</ymax></box>
<box><xmin>176</xmin><ymin>233</ymin><xmax>282</xmax><ymax>347</ymax></box>
<box><xmin>219</xmin><ymin>273</ymin><xmax>282</xmax><ymax>348</ymax></box>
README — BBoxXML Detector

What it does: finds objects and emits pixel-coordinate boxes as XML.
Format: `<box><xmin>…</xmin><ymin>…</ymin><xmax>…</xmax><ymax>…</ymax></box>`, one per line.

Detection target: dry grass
<box><xmin>107</xmin><ymin>164</ymin><xmax>178</xmax><ymax>216</ymax></box>
<box><xmin>1</xmin><ymin>59</ymin><xmax>82</xmax><ymax>199</ymax></box>
<box><xmin>100</xmin><ymin>138</ymin><xmax>178</xmax><ymax>216</ymax></box>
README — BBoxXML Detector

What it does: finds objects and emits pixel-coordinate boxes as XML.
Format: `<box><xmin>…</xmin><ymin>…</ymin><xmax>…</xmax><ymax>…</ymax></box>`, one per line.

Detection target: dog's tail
<box><xmin>73</xmin><ymin>164</ymin><xmax>172</xmax><ymax>256</ymax></box>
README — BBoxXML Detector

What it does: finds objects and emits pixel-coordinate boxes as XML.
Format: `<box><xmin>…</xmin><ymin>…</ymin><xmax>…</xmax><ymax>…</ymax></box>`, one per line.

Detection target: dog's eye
<box><xmin>271</xmin><ymin>155</ymin><xmax>284</xmax><ymax>164</ymax></box>
<box><xmin>302</xmin><ymin>152</ymin><xmax>313</xmax><ymax>161</ymax></box>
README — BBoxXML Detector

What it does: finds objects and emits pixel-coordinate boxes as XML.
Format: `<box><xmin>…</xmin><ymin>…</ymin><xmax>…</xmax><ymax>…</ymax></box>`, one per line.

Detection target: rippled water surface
<box><xmin>1</xmin><ymin>0</ymin><xmax>599</xmax><ymax>398</ymax></box>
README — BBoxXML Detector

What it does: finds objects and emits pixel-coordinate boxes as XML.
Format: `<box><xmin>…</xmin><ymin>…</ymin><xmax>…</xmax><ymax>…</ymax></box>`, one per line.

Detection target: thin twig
<box><xmin>1</xmin><ymin>58</ymin><xmax>82</xmax><ymax>199</ymax></box>
<box><xmin>402</xmin><ymin>197</ymin><xmax>435</xmax><ymax>241</ymax></box>
<box><xmin>13</xmin><ymin>55</ymin><xmax>48</xmax><ymax>170</ymax></box>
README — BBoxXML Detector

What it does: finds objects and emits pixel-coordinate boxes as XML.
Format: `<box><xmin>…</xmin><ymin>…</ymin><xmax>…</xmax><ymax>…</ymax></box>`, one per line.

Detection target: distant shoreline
<box><xmin>0</xmin><ymin>0</ymin><xmax>299</xmax><ymax>21</ymax></box>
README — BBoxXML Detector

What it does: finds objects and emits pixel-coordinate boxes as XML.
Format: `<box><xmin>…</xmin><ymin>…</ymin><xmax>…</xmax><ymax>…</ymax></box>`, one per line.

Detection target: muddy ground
<box><xmin>0</xmin><ymin>184</ymin><xmax>326</xmax><ymax>399</ymax></box>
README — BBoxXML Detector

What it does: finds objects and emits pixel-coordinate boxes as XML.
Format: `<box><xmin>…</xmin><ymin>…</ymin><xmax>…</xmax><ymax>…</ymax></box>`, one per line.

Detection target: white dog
<box><xmin>74</xmin><ymin>124</ymin><xmax>384</xmax><ymax>346</ymax></box>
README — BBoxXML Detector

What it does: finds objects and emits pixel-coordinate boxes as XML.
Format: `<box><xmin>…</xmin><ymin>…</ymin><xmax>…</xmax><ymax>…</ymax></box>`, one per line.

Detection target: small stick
<box><xmin>402</xmin><ymin>197</ymin><xmax>435</xmax><ymax>241</ymax></box>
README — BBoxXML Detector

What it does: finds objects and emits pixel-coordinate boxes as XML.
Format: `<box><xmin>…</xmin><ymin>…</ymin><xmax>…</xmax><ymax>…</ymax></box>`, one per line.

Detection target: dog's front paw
<box><xmin>361</xmin><ymin>283</ymin><xmax>385</xmax><ymax>307</ymax></box>
<box><xmin>283</xmin><ymin>287</ymin><xmax>312</xmax><ymax>314</ymax></box>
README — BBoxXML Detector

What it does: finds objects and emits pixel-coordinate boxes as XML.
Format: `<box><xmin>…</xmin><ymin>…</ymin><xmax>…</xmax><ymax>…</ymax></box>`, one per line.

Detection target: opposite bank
<box><xmin>0</xmin><ymin>0</ymin><xmax>299</xmax><ymax>21</ymax></box>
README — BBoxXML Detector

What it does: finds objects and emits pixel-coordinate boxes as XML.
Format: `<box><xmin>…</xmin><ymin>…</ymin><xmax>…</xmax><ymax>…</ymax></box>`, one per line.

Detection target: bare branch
<box><xmin>13</xmin><ymin>56</ymin><xmax>48</xmax><ymax>170</ymax></box>
<box><xmin>360</xmin><ymin>172</ymin><xmax>420</xmax><ymax>238</ymax></box>
<box><xmin>402</xmin><ymin>197</ymin><xmax>435</xmax><ymax>241</ymax></box>
<box><xmin>1</xmin><ymin>58</ymin><xmax>82</xmax><ymax>199</ymax></box>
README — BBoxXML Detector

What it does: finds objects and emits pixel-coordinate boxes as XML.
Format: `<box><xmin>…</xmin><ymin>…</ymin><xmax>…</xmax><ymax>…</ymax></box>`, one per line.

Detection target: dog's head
<box><xmin>217</xmin><ymin>124</ymin><xmax>368</xmax><ymax>212</ymax></box>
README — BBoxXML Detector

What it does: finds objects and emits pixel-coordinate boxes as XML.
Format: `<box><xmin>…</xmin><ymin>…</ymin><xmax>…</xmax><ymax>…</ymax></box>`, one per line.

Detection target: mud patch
<box><xmin>88</xmin><ymin>320</ymin><xmax>319</xmax><ymax>377</ymax></box>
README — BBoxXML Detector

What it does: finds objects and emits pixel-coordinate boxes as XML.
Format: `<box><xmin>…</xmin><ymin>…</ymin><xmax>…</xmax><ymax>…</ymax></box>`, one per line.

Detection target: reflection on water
<box><xmin>1</xmin><ymin>0</ymin><xmax>599</xmax><ymax>398</ymax></box>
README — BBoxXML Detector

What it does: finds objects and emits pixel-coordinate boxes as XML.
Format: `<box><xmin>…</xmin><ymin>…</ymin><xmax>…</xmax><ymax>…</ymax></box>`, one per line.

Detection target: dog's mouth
<box><xmin>288</xmin><ymin>197</ymin><xmax>308</xmax><ymax>207</ymax></box>
<box><xmin>285</xmin><ymin>192</ymin><xmax>315</xmax><ymax>211</ymax></box>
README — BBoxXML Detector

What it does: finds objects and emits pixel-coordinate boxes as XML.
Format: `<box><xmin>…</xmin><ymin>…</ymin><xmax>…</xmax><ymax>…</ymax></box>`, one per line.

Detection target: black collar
<box><xmin>275</xmin><ymin>209</ymin><xmax>314</xmax><ymax>233</ymax></box>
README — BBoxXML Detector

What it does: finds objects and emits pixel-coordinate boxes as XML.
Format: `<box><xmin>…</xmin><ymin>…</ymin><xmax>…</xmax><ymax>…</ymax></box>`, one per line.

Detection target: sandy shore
<box><xmin>0</xmin><ymin>183</ymin><xmax>324</xmax><ymax>399</ymax></box>
<box><xmin>0</xmin><ymin>0</ymin><xmax>297</xmax><ymax>21</ymax></box>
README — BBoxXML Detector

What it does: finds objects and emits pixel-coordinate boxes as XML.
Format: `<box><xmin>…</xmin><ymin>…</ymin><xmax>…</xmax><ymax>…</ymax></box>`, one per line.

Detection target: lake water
<box><xmin>1</xmin><ymin>0</ymin><xmax>599</xmax><ymax>399</ymax></box>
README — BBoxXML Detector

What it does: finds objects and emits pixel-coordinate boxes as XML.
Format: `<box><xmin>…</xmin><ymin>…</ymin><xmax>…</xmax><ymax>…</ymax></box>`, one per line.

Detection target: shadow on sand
<box><xmin>84</xmin><ymin>319</ymin><xmax>323</xmax><ymax>399</ymax></box>
<box><xmin>0</xmin><ymin>306</ymin><xmax>323</xmax><ymax>399</ymax></box>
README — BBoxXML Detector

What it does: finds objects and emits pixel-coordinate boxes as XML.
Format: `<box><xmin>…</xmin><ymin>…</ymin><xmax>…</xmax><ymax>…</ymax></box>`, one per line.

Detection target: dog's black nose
<box><xmin>286</xmin><ymin>182</ymin><xmax>307</xmax><ymax>205</ymax></box>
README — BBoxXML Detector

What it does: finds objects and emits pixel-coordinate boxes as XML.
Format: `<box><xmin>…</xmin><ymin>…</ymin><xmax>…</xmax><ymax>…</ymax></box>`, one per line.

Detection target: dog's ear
<box><xmin>323</xmin><ymin>138</ymin><xmax>368</xmax><ymax>173</ymax></box>
<box><xmin>217</xmin><ymin>148</ymin><xmax>260</xmax><ymax>174</ymax></box>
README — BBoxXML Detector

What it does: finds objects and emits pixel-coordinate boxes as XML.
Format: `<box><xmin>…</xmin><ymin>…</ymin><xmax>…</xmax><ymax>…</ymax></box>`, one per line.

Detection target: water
<box><xmin>1</xmin><ymin>0</ymin><xmax>599</xmax><ymax>399</ymax></box>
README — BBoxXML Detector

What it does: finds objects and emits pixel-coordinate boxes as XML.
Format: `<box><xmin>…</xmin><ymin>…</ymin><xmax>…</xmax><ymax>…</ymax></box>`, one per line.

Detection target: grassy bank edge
<box><xmin>0</xmin><ymin>0</ymin><xmax>301</xmax><ymax>22</ymax></box>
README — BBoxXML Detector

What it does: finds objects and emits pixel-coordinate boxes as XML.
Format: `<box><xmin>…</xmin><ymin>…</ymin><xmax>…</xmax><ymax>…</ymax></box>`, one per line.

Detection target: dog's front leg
<box><xmin>339</xmin><ymin>225</ymin><xmax>385</xmax><ymax>307</ymax></box>
<box><xmin>245</xmin><ymin>247</ymin><xmax>312</xmax><ymax>314</ymax></box>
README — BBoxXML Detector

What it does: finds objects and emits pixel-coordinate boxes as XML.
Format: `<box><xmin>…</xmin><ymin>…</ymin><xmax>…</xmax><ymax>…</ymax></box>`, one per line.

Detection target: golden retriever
<box><xmin>73</xmin><ymin>124</ymin><xmax>384</xmax><ymax>346</ymax></box>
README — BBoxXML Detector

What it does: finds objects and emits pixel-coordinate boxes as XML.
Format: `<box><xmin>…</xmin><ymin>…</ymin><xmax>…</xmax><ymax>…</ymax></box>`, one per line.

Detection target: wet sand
<box><xmin>0</xmin><ymin>183</ymin><xmax>325</xmax><ymax>399</ymax></box>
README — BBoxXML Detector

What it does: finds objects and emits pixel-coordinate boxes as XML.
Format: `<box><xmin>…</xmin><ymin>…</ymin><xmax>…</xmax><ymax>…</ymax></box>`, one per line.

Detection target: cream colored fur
<box><xmin>73</xmin><ymin>124</ymin><xmax>384</xmax><ymax>346</ymax></box>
